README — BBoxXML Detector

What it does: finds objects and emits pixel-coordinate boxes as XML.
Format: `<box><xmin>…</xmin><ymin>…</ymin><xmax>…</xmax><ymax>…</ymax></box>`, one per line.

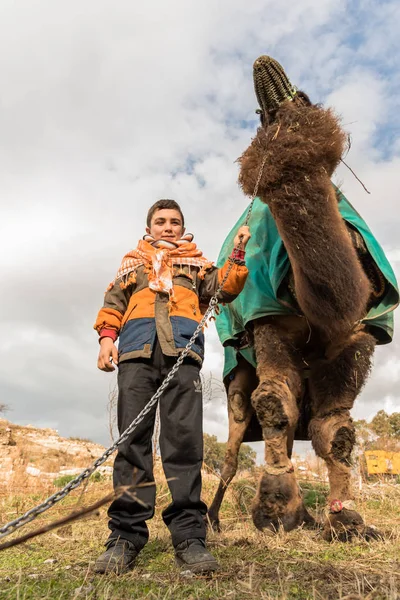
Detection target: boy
<box><xmin>94</xmin><ymin>199</ymin><xmax>250</xmax><ymax>574</ymax></box>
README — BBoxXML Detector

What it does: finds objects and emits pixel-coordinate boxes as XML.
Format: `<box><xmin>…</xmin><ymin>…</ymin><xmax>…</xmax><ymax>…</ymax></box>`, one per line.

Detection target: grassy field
<box><xmin>0</xmin><ymin>473</ymin><xmax>399</xmax><ymax>600</ymax></box>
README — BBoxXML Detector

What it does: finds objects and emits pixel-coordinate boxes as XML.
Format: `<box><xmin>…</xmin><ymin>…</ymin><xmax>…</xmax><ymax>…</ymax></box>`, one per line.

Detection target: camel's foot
<box><xmin>322</xmin><ymin>504</ymin><xmax>384</xmax><ymax>542</ymax></box>
<box><xmin>251</xmin><ymin>471</ymin><xmax>315</xmax><ymax>533</ymax></box>
<box><xmin>205</xmin><ymin>512</ymin><xmax>221</xmax><ymax>533</ymax></box>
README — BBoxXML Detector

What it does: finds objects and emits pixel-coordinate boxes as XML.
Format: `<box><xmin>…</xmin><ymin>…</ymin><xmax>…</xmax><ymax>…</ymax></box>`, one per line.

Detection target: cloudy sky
<box><xmin>1</xmin><ymin>0</ymin><xmax>399</xmax><ymax>460</ymax></box>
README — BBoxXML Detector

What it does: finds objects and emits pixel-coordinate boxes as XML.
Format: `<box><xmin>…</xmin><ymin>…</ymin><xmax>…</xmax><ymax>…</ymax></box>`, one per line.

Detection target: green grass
<box><xmin>299</xmin><ymin>482</ymin><xmax>328</xmax><ymax>510</ymax></box>
<box><xmin>0</xmin><ymin>477</ymin><xmax>399</xmax><ymax>599</ymax></box>
<box><xmin>53</xmin><ymin>472</ymin><xmax>105</xmax><ymax>488</ymax></box>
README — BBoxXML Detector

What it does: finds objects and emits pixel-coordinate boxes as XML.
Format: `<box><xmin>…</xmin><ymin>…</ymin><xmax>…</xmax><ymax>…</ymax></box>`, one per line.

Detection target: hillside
<box><xmin>0</xmin><ymin>419</ymin><xmax>112</xmax><ymax>488</ymax></box>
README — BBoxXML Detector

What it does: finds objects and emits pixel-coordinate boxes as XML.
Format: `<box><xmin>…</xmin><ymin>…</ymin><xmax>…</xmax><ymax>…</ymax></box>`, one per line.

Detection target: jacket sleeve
<box><xmin>93</xmin><ymin>280</ymin><xmax>133</xmax><ymax>341</ymax></box>
<box><xmin>199</xmin><ymin>259</ymin><xmax>248</xmax><ymax>306</ymax></box>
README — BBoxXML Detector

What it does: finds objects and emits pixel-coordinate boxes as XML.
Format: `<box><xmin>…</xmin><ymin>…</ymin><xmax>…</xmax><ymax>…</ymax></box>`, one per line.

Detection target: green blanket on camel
<box><xmin>216</xmin><ymin>187</ymin><xmax>399</xmax><ymax>381</ymax></box>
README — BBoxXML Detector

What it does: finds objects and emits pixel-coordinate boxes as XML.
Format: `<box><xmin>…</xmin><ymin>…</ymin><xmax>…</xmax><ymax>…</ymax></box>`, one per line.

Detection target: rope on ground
<box><xmin>0</xmin><ymin>480</ymin><xmax>160</xmax><ymax>551</ymax></box>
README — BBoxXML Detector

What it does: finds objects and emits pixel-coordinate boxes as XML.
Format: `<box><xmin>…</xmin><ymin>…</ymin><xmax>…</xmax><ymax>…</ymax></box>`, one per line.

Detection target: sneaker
<box><xmin>175</xmin><ymin>538</ymin><xmax>219</xmax><ymax>574</ymax></box>
<box><xmin>94</xmin><ymin>539</ymin><xmax>139</xmax><ymax>574</ymax></box>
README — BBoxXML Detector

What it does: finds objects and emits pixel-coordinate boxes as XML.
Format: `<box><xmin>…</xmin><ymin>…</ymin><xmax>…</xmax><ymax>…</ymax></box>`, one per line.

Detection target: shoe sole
<box><xmin>94</xmin><ymin>559</ymin><xmax>136</xmax><ymax>575</ymax></box>
<box><xmin>175</xmin><ymin>557</ymin><xmax>219</xmax><ymax>574</ymax></box>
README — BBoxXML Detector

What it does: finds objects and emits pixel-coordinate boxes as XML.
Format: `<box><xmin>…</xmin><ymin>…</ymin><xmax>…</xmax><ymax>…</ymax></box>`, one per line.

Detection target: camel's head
<box><xmin>253</xmin><ymin>55</ymin><xmax>311</xmax><ymax>125</ymax></box>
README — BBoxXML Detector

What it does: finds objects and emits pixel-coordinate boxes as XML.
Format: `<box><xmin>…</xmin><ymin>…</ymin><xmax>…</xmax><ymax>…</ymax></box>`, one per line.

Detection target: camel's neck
<box><xmin>267</xmin><ymin>178</ymin><xmax>346</xmax><ymax>272</ymax></box>
<box><xmin>238</xmin><ymin>102</ymin><xmax>371</xmax><ymax>337</ymax></box>
<box><xmin>268</xmin><ymin>177</ymin><xmax>371</xmax><ymax>338</ymax></box>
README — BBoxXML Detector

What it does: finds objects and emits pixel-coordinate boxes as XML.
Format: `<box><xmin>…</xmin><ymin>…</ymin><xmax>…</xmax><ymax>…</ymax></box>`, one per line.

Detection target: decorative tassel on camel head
<box><xmin>253</xmin><ymin>55</ymin><xmax>311</xmax><ymax>125</ymax></box>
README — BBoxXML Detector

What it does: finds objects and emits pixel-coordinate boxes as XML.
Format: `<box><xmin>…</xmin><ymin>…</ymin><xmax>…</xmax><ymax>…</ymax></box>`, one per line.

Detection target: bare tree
<box><xmin>201</xmin><ymin>372</ymin><xmax>225</xmax><ymax>406</ymax></box>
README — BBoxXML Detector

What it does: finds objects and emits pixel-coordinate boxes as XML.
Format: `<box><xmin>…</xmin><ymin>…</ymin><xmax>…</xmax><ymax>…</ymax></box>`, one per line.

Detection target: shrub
<box><xmin>53</xmin><ymin>474</ymin><xmax>75</xmax><ymax>488</ymax></box>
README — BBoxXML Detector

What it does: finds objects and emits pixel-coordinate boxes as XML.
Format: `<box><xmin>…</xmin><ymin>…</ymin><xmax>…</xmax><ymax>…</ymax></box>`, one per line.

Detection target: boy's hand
<box><xmin>233</xmin><ymin>225</ymin><xmax>251</xmax><ymax>249</ymax></box>
<box><xmin>97</xmin><ymin>337</ymin><xmax>119</xmax><ymax>372</ymax></box>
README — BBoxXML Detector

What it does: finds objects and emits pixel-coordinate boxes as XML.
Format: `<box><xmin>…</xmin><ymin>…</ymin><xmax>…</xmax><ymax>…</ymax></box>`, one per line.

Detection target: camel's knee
<box><xmin>228</xmin><ymin>391</ymin><xmax>251</xmax><ymax>423</ymax></box>
<box><xmin>251</xmin><ymin>379</ymin><xmax>299</xmax><ymax>473</ymax></box>
<box><xmin>309</xmin><ymin>412</ymin><xmax>355</xmax><ymax>464</ymax></box>
<box><xmin>251</xmin><ymin>378</ymin><xmax>299</xmax><ymax>434</ymax></box>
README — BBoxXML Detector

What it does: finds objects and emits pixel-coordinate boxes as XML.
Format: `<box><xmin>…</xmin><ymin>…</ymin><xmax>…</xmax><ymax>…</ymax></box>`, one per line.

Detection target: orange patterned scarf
<box><xmin>108</xmin><ymin>234</ymin><xmax>213</xmax><ymax>296</ymax></box>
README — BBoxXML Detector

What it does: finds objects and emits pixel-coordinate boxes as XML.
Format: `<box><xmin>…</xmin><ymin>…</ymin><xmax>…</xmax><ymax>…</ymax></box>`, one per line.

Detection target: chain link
<box><xmin>0</xmin><ymin>159</ymin><xmax>266</xmax><ymax>541</ymax></box>
<box><xmin>244</xmin><ymin>155</ymin><xmax>267</xmax><ymax>228</ymax></box>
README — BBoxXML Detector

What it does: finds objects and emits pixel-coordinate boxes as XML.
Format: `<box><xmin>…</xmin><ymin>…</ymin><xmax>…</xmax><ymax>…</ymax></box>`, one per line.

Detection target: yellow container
<box><xmin>365</xmin><ymin>450</ymin><xmax>400</xmax><ymax>475</ymax></box>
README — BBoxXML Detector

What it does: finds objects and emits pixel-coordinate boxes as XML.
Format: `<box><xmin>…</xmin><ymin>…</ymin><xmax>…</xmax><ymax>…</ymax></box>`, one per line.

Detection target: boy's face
<box><xmin>146</xmin><ymin>209</ymin><xmax>185</xmax><ymax>242</ymax></box>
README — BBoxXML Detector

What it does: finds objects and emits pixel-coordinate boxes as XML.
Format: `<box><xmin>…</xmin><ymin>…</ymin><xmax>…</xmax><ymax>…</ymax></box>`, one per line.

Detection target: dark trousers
<box><xmin>107</xmin><ymin>341</ymin><xmax>207</xmax><ymax>550</ymax></box>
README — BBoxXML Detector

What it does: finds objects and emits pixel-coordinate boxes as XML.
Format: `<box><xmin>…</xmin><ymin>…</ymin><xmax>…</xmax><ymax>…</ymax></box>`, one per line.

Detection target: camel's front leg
<box><xmin>207</xmin><ymin>358</ymin><xmax>257</xmax><ymax>531</ymax></box>
<box><xmin>251</xmin><ymin>320</ymin><xmax>315</xmax><ymax>532</ymax></box>
<box><xmin>207</xmin><ymin>402</ymin><xmax>253</xmax><ymax>531</ymax></box>
<box><xmin>309</xmin><ymin>329</ymin><xmax>382</xmax><ymax>541</ymax></box>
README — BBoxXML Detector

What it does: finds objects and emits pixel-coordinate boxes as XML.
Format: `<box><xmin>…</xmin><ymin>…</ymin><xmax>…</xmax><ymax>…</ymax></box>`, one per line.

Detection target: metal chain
<box><xmin>244</xmin><ymin>155</ymin><xmax>267</xmax><ymax>228</ymax></box>
<box><xmin>0</xmin><ymin>159</ymin><xmax>266</xmax><ymax>541</ymax></box>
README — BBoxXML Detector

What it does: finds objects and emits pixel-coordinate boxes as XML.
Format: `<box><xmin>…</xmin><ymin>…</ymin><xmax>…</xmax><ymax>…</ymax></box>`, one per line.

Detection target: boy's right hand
<box><xmin>97</xmin><ymin>337</ymin><xmax>119</xmax><ymax>372</ymax></box>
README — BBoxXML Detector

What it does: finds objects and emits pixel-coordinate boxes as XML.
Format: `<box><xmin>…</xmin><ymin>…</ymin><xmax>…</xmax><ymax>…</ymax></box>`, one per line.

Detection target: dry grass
<box><xmin>0</xmin><ymin>466</ymin><xmax>399</xmax><ymax>600</ymax></box>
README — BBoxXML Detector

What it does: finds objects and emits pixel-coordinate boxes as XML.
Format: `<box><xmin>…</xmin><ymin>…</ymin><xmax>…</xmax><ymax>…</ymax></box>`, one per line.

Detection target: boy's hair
<box><xmin>146</xmin><ymin>199</ymin><xmax>185</xmax><ymax>228</ymax></box>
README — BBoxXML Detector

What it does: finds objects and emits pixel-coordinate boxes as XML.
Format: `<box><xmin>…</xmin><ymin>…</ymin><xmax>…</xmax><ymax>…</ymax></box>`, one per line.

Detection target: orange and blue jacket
<box><xmin>94</xmin><ymin>257</ymin><xmax>248</xmax><ymax>365</ymax></box>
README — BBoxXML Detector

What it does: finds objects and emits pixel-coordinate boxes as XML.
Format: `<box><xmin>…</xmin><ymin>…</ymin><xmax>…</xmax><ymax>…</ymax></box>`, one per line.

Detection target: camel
<box><xmin>208</xmin><ymin>56</ymin><xmax>399</xmax><ymax>541</ymax></box>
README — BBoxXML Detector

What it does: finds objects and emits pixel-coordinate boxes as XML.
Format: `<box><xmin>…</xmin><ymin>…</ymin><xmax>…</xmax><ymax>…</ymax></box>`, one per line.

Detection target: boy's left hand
<box><xmin>233</xmin><ymin>225</ymin><xmax>251</xmax><ymax>249</ymax></box>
